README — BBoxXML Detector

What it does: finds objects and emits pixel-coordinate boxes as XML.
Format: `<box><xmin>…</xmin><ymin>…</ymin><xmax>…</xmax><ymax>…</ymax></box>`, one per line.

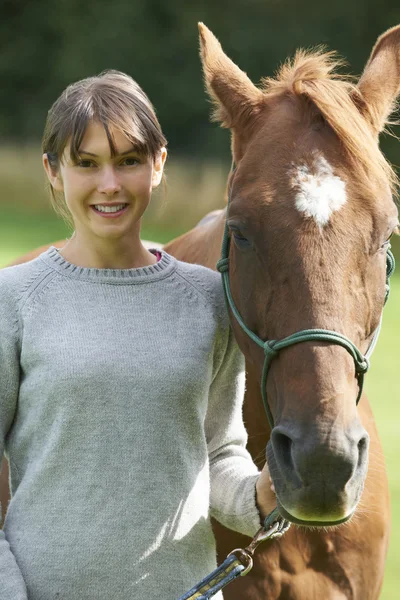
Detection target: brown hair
<box><xmin>42</xmin><ymin>70</ymin><xmax>167</xmax><ymax>222</ymax></box>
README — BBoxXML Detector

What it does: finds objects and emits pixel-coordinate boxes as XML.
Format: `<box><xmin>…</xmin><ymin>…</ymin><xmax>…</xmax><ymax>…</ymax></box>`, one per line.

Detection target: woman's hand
<box><xmin>255</xmin><ymin>463</ymin><xmax>276</xmax><ymax>520</ymax></box>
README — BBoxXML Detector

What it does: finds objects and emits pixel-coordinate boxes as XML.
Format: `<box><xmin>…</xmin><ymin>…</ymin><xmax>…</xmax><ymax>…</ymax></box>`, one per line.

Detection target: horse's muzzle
<box><xmin>267</xmin><ymin>421</ymin><xmax>369</xmax><ymax>526</ymax></box>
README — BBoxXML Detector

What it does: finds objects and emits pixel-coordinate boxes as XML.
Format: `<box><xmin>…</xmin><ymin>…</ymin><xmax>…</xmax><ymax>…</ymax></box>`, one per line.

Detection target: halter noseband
<box><xmin>216</xmin><ymin>185</ymin><xmax>395</xmax><ymax>430</ymax></box>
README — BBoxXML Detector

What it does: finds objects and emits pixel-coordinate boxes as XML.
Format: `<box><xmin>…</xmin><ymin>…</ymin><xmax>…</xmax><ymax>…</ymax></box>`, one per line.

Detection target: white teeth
<box><xmin>94</xmin><ymin>204</ymin><xmax>127</xmax><ymax>213</ymax></box>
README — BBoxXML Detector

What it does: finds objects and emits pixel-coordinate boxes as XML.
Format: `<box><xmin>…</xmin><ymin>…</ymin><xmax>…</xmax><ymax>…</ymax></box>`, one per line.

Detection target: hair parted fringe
<box><xmin>260</xmin><ymin>48</ymin><xmax>399</xmax><ymax>193</ymax></box>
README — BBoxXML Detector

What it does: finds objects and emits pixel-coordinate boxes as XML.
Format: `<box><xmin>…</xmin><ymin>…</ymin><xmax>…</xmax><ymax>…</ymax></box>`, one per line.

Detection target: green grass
<box><xmin>365</xmin><ymin>277</ymin><xmax>400</xmax><ymax>600</ymax></box>
<box><xmin>0</xmin><ymin>212</ymin><xmax>399</xmax><ymax>597</ymax></box>
<box><xmin>0</xmin><ymin>208</ymin><xmax>186</xmax><ymax>262</ymax></box>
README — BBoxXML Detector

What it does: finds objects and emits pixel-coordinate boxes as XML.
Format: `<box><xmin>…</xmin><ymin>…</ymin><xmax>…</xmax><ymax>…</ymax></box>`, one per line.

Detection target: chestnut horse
<box><xmin>2</xmin><ymin>23</ymin><xmax>400</xmax><ymax>599</ymax></box>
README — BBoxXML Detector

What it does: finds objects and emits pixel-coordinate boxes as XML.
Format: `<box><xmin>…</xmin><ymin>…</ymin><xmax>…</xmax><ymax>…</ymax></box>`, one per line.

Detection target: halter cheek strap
<box><xmin>217</xmin><ymin>212</ymin><xmax>395</xmax><ymax>430</ymax></box>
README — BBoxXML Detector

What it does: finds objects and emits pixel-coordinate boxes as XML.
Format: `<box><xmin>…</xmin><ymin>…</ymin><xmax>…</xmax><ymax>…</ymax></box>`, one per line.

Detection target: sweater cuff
<box><xmin>211</xmin><ymin>473</ymin><xmax>262</xmax><ymax>538</ymax></box>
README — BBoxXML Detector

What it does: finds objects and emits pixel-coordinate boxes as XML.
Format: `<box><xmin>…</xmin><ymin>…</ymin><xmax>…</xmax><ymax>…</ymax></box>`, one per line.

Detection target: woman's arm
<box><xmin>205</xmin><ymin>324</ymin><xmax>275</xmax><ymax>537</ymax></box>
<box><xmin>0</xmin><ymin>275</ymin><xmax>28</xmax><ymax>599</ymax></box>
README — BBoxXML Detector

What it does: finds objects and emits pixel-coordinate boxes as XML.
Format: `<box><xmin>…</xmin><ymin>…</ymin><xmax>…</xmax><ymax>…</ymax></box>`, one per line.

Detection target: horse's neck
<box><xmin>164</xmin><ymin>207</ymin><xmax>226</xmax><ymax>271</ymax></box>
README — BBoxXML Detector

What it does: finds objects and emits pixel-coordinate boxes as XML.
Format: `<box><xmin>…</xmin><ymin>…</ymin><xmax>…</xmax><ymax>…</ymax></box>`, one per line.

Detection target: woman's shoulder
<box><xmin>172</xmin><ymin>256</ymin><xmax>226</xmax><ymax>319</ymax></box>
<box><xmin>0</xmin><ymin>251</ymin><xmax>52</xmax><ymax>304</ymax></box>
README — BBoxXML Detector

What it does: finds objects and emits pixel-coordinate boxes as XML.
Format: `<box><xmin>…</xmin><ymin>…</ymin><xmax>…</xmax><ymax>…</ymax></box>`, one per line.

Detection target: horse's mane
<box><xmin>261</xmin><ymin>49</ymin><xmax>399</xmax><ymax>193</ymax></box>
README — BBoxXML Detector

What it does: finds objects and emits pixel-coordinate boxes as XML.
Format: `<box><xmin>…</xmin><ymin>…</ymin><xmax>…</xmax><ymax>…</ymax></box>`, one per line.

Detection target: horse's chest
<box><xmin>223</xmin><ymin>535</ymin><xmax>355</xmax><ymax>600</ymax></box>
<box><xmin>265</xmin><ymin>535</ymin><xmax>353</xmax><ymax>599</ymax></box>
<box><xmin>224</xmin><ymin>564</ymin><xmax>352</xmax><ymax>600</ymax></box>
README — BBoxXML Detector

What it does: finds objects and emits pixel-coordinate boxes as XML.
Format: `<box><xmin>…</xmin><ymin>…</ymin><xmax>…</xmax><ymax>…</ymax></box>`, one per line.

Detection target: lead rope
<box><xmin>177</xmin><ymin>509</ymin><xmax>290</xmax><ymax>600</ymax></box>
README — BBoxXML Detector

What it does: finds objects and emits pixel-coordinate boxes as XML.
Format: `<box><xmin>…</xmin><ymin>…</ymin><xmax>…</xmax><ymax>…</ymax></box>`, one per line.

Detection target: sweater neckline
<box><xmin>40</xmin><ymin>246</ymin><xmax>177</xmax><ymax>284</ymax></box>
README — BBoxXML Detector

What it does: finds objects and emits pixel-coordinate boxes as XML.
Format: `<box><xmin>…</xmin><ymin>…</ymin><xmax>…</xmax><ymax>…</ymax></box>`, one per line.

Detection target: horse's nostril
<box><xmin>357</xmin><ymin>434</ymin><xmax>369</xmax><ymax>470</ymax></box>
<box><xmin>270</xmin><ymin>426</ymin><xmax>369</xmax><ymax>493</ymax></box>
<box><xmin>272</xmin><ymin>430</ymin><xmax>294</xmax><ymax>472</ymax></box>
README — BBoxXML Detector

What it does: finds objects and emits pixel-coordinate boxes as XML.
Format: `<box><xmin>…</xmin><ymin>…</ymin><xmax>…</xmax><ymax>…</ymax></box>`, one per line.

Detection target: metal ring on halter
<box><xmin>227</xmin><ymin>549</ymin><xmax>254</xmax><ymax>577</ymax></box>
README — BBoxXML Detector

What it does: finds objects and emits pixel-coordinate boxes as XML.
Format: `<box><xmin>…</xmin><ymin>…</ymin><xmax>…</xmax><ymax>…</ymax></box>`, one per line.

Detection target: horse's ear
<box><xmin>198</xmin><ymin>23</ymin><xmax>264</xmax><ymax>158</ymax></box>
<box><xmin>357</xmin><ymin>25</ymin><xmax>400</xmax><ymax>134</ymax></box>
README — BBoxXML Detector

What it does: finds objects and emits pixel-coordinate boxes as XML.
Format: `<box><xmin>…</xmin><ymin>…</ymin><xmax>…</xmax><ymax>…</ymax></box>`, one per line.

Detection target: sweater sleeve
<box><xmin>0</xmin><ymin>276</ymin><xmax>28</xmax><ymax>599</ymax></box>
<box><xmin>205</xmin><ymin>322</ymin><xmax>262</xmax><ymax>538</ymax></box>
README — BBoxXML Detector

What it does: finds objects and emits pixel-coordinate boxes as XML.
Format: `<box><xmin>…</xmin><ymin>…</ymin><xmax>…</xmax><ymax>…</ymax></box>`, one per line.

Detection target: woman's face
<box><xmin>43</xmin><ymin>121</ymin><xmax>166</xmax><ymax>244</ymax></box>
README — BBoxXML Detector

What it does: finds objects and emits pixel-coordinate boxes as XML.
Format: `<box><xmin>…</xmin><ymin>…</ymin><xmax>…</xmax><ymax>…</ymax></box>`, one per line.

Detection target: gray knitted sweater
<box><xmin>0</xmin><ymin>247</ymin><xmax>261</xmax><ymax>600</ymax></box>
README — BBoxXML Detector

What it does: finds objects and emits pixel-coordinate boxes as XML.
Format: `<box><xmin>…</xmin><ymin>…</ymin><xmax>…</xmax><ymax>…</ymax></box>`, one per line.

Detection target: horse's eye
<box><xmin>381</xmin><ymin>230</ymin><xmax>397</xmax><ymax>250</ymax></box>
<box><xmin>231</xmin><ymin>229</ymin><xmax>252</xmax><ymax>249</ymax></box>
<box><xmin>380</xmin><ymin>224</ymin><xmax>399</xmax><ymax>250</ymax></box>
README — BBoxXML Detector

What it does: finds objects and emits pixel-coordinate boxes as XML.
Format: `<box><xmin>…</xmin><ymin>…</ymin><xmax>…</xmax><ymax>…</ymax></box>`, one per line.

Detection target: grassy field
<box><xmin>365</xmin><ymin>276</ymin><xmax>400</xmax><ymax>600</ymax></box>
<box><xmin>0</xmin><ymin>148</ymin><xmax>399</xmax><ymax>597</ymax></box>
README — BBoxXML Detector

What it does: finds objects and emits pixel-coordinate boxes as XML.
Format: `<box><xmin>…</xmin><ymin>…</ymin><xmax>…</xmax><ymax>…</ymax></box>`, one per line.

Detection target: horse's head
<box><xmin>199</xmin><ymin>23</ymin><xmax>400</xmax><ymax>526</ymax></box>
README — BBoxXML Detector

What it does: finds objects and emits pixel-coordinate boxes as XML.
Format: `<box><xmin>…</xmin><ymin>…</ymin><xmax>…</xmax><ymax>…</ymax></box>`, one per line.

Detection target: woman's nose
<box><xmin>97</xmin><ymin>166</ymin><xmax>121</xmax><ymax>196</ymax></box>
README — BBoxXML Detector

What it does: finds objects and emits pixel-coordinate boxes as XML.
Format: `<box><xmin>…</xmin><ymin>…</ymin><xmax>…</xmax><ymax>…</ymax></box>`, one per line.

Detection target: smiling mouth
<box><xmin>91</xmin><ymin>204</ymin><xmax>129</xmax><ymax>217</ymax></box>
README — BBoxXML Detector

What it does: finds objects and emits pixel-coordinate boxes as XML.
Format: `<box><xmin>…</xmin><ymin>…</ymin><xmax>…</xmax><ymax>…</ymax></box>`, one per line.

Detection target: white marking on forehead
<box><xmin>292</xmin><ymin>156</ymin><xmax>347</xmax><ymax>227</ymax></box>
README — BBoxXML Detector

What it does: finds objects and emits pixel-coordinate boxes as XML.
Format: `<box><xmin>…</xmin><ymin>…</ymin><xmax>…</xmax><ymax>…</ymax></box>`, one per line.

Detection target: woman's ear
<box><xmin>43</xmin><ymin>153</ymin><xmax>64</xmax><ymax>192</ymax></box>
<box><xmin>151</xmin><ymin>147</ymin><xmax>167</xmax><ymax>188</ymax></box>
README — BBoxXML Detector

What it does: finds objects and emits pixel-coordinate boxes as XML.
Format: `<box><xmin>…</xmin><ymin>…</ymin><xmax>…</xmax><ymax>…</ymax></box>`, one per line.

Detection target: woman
<box><xmin>0</xmin><ymin>70</ymin><xmax>274</xmax><ymax>599</ymax></box>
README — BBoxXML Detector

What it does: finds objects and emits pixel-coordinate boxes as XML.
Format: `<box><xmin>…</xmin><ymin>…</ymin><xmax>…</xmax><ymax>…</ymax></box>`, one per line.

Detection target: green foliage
<box><xmin>1</xmin><ymin>0</ymin><xmax>400</xmax><ymax>165</ymax></box>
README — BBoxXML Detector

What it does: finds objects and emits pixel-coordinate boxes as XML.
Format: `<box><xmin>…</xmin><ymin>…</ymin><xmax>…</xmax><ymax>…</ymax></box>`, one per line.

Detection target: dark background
<box><xmin>1</xmin><ymin>0</ymin><xmax>399</xmax><ymax>161</ymax></box>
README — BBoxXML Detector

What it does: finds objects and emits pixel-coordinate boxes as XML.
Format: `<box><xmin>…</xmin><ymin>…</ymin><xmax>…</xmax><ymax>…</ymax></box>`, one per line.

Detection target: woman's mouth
<box><xmin>91</xmin><ymin>203</ymin><xmax>129</xmax><ymax>218</ymax></box>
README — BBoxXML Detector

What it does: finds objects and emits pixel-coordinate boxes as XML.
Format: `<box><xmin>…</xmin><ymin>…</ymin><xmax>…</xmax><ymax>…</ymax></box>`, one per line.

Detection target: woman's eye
<box><xmin>77</xmin><ymin>160</ymin><xmax>95</xmax><ymax>168</ymax></box>
<box><xmin>121</xmin><ymin>157</ymin><xmax>139</xmax><ymax>166</ymax></box>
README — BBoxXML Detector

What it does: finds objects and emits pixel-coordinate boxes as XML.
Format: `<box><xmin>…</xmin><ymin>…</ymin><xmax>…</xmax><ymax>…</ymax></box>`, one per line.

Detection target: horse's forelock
<box><xmin>260</xmin><ymin>50</ymin><xmax>399</xmax><ymax>195</ymax></box>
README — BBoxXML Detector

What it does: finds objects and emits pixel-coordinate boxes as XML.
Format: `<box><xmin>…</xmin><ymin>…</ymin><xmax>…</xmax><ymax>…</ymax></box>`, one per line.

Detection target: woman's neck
<box><xmin>58</xmin><ymin>234</ymin><xmax>158</xmax><ymax>269</ymax></box>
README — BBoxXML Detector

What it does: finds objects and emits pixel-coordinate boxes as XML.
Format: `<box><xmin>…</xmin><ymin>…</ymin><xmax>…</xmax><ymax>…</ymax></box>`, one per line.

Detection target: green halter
<box><xmin>216</xmin><ymin>194</ymin><xmax>395</xmax><ymax>430</ymax></box>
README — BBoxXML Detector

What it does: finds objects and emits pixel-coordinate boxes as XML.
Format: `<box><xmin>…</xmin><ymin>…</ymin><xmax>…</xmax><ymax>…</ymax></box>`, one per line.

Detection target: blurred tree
<box><xmin>0</xmin><ymin>0</ymin><xmax>399</xmax><ymax>164</ymax></box>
